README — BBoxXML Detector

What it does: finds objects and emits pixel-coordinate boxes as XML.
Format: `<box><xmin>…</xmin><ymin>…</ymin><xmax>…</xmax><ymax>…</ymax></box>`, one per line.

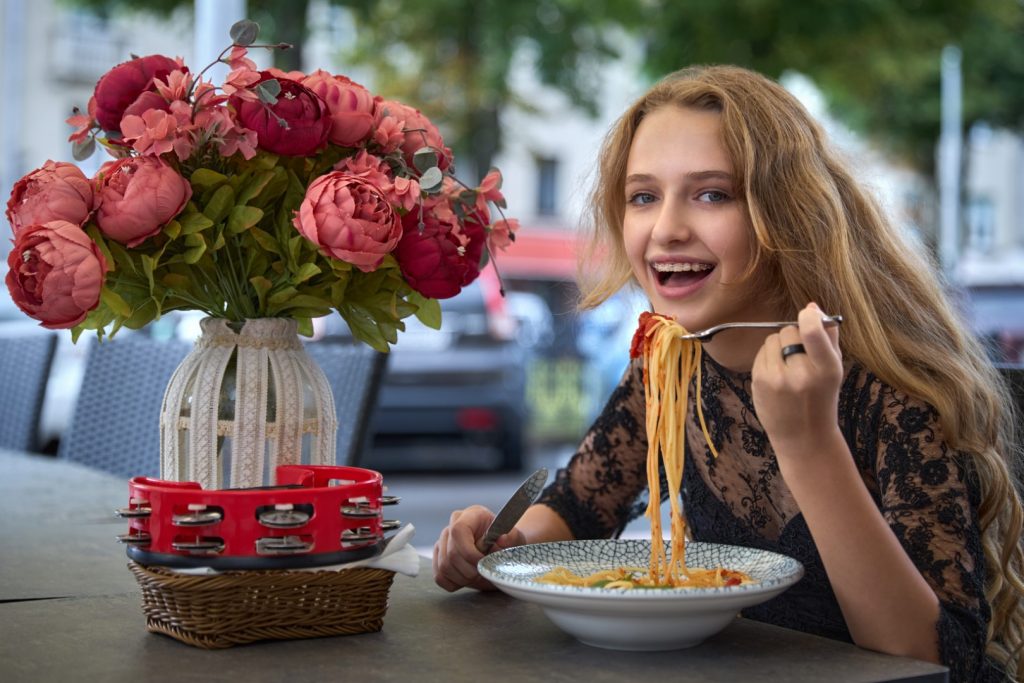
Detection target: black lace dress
<box><xmin>537</xmin><ymin>352</ymin><xmax>1003</xmax><ymax>681</ymax></box>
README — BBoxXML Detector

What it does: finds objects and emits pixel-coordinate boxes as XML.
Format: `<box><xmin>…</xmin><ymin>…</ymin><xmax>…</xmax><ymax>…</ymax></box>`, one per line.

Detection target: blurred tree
<box><xmin>60</xmin><ymin>0</ymin><xmax>310</xmax><ymax>72</ymax></box>
<box><xmin>335</xmin><ymin>0</ymin><xmax>637</xmax><ymax>180</ymax></box>
<box><xmin>638</xmin><ymin>0</ymin><xmax>1024</xmax><ymax>174</ymax></box>
<box><xmin>60</xmin><ymin>0</ymin><xmax>637</xmax><ymax>180</ymax></box>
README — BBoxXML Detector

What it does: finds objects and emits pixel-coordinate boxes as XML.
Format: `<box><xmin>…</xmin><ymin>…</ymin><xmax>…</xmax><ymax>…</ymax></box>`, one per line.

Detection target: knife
<box><xmin>476</xmin><ymin>467</ymin><xmax>549</xmax><ymax>553</ymax></box>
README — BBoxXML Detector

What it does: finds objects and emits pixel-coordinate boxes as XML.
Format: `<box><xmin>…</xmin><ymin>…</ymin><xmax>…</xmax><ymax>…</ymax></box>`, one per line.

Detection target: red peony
<box><xmin>231</xmin><ymin>73</ymin><xmax>331</xmax><ymax>157</ymax></box>
<box><xmin>93</xmin><ymin>54</ymin><xmax>183</xmax><ymax>132</ymax></box>
<box><xmin>395</xmin><ymin>200</ymin><xmax>485</xmax><ymax>299</ymax></box>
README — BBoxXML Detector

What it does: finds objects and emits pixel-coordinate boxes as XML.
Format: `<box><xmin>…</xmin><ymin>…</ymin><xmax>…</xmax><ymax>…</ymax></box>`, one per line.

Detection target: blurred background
<box><xmin>1</xmin><ymin>0</ymin><xmax>1023</xmax><ymax>539</ymax></box>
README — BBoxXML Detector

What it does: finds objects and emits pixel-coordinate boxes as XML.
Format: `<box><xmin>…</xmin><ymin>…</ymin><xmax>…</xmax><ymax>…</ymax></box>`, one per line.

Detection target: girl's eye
<box><xmin>697</xmin><ymin>190</ymin><xmax>729</xmax><ymax>203</ymax></box>
<box><xmin>628</xmin><ymin>191</ymin><xmax>657</xmax><ymax>205</ymax></box>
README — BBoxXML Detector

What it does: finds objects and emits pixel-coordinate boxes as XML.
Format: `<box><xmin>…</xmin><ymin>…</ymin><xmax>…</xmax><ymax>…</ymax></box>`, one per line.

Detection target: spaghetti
<box><xmin>537</xmin><ymin>312</ymin><xmax>751</xmax><ymax>589</ymax></box>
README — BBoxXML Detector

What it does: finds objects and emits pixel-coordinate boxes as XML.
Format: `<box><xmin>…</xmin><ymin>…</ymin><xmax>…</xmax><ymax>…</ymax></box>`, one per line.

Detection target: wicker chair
<box><xmin>305</xmin><ymin>341</ymin><xmax>387</xmax><ymax>466</ymax></box>
<box><xmin>0</xmin><ymin>333</ymin><xmax>58</xmax><ymax>452</ymax></box>
<box><xmin>58</xmin><ymin>336</ymin><xmax>192</xmax><ymax>478</ymax></box>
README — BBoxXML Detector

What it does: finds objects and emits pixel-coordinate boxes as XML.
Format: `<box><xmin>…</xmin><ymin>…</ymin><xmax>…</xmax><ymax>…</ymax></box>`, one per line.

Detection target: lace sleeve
<box><xmin>856</xmin><ymin>378</ymin><xmax>999</xmax><ymax>680</ymax></box>
<box><xmin>536</xmin><ymin>358</ymin><xmax>649</xmax><ymax>539</ymax></box>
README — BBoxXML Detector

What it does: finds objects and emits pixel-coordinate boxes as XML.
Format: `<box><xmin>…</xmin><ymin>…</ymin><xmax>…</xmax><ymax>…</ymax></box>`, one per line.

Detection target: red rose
<box><xmin>231</xmin><ymin>73</ymin><xmax>330</xmax><ymax>157</ymax></box>
<box><xmin>93</xmin><ymin>54</ymin><xmax>182</xmax><ymax>132</ymax></box>
<box><xmin>395</xmin><ymin>200</ymin><xmax>485</xmax><ymax>299</ymax></box>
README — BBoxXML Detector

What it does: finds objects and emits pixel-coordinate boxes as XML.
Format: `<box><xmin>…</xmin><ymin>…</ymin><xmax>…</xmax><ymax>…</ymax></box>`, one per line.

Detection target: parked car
<box><xmin>318</xmin><ymin>269</ymin><xmax>528</xmax><ymax>472</ymax></box>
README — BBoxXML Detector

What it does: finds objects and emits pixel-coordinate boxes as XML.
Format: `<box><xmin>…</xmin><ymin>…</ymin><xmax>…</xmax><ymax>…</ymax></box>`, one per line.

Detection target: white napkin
<box><xmin>167</xmin><ymin>523</ymin><xmax>420</xmax><ymax>576</ymax></box>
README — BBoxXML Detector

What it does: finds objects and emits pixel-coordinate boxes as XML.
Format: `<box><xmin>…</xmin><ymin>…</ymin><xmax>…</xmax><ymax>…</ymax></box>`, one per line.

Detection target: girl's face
<box><xmin>622</xmin><ymin>105</ymin><xmax>776</xmax><ymax>343</ymax></box>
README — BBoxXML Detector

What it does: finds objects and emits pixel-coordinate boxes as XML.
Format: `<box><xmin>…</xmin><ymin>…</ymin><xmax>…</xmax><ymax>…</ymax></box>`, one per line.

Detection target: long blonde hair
<box><xmin>580</xmin><ymin>64</ymin><xmax>1024</xmax><ymax>677</ymax></box>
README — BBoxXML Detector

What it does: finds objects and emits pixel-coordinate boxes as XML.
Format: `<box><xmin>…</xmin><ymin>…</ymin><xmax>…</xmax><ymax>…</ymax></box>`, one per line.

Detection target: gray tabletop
<box><xmin>0</xmin><ymin>450</ymin><xmax>949</xmax><ymax>683</ymax></box>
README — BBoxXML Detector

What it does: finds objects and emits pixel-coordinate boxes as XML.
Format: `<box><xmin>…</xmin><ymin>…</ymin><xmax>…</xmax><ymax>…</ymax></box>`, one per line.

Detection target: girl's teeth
<box><xmin>654</xmin><ymin>263</ymin><xmax>711</xmax><ymax>272</ymax></box>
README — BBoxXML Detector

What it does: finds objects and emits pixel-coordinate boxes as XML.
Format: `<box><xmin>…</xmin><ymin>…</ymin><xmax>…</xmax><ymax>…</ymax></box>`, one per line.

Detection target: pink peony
<box><xmin>94</xmin><ymin>157</ymin><xmax>192</xmax><ymax>247</ymax></box>
<box><xmin>6</xmin><ymin>220</ymin><xmax>108</xmax><ymax>329</ymax></box>
<box><xmin>395</xmin><ymin>199</ymin><xmax>485</xmax><ymax>299</ymax></box>
<box><xmin>231</xmin><ymin>72</ymin><xmax>331</xmax><ymax>157</ymax></box>
<box><xmin>92</xmin><ymin>54</ymin><xmax>183</xmax><ymax>132</ymax></box>
<box><xmin>378</xmin><ymin>99</ymin><xmax>452</xmax><ymax>171</ymax></box>
<box><xmin>334</xmin><ymin>150</ymin><xmax>421</xmax><ymax>212</ymax></box>
<box><xmin>302</xmin><ymin>70</ymin><xmax>376</xmax><ymax>147</ymax></box>
<box><xmin>6</xmin><ymin>161</ymin><xmax>95</xmax><ymax>237</ymax></box>
<box><xmin>293</xmin><ymin>172</ymin><xmax>402</xmax><ymax>272</ymax></box>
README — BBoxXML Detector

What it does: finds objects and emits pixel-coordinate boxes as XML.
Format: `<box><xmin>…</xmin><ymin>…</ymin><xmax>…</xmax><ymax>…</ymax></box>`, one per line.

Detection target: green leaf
<box><xmin>292</xmin><ymin>262</ymin><xmax>321</xmax><ymax>284</ymax></box>
<box><xmin>296</xmin><ymin>317</ymin><xmax>314</xmax><ymax>337</ymax></box>
<box><xmin>123</xmin><ymin>298</ymin><xmax>159</xmax><ymax>329</ymax></box>
<box><xmin>256</xmin><ymin>79</ymin><xmax>281</xmax><ymax>105</ymax></box>
<box><xmin>341</xmin><ymin>309</ymin><xmax>390</xmax><ymax>353</ymax></box>
<box><xmin>410</xmin><ymin>292</ymin><xmax>442</xmax><ymax>329</ymax></box>
<box><xmin>226</xmin><ymin>205</ymin><xmax>264</xmax><ymax>234</ymax></box>
<box><xmin>140</xmin><ymin>254</ymin><xmax>157</xmax><ymax>293</ymax></box>
<box><xmin>236</xmin><ymin>170</ymin><xmax>277</xmax><ymax>206</ymax></box>
<box><xmin>183</xmin><ymin>234</ymin><xmax>207</xmax><ymax>264</ymax></box>
<box><xmin>100</xmin><ymin>287</ymin><xmax>132</xmax><ymax>317</ymax></box>
<box><xmin>160</xmin><ymin>273</ymin><xmax>192</xmax><ymax>290</ymax></box>
<box><xmin>191</xmin><ymin>168</ymin><xmax>229</xmax><ymax>191</ymax></box>
<box><xmin>230</xmin><ymin>19</ymin><xmax>260</xmax><ymax>46</ymax></box>
<box><xmin>250</xmin><ymin>228</ymin><xmax>281</xmax><ymax>254</ymax></box>
<box><xmin>72</xmin><ymin>137</ymin><xmax>96</xmax><ymax>161</ymax></box>
<box><xmin>413</xmin><ymin>147</ymin><xmax>438</xmax><ymax>173</ymax></box>
<box><xmin>202</xmin><ymin>185</ymin><xmax>236</xmax><ymax>224</ymax></box>
<box><xmin>267</xmin><ymin>286</ymin><xmax>299</xmax><ymax>306</ymax></box>
<box><xmin>250</xmin><ymin>276</ymin><xmax>273</xmax><ymax>310</ymax></box>
<box><xmin>164</xmin><ymin>220</ymin><xmax>182</xmax><ymax>240</ymax></box>
<box><xmin>179</xmin><ymin>212</ymin><xmax>215</xmax><ymax>235</ymax></box>
<box><xmin>419</xmin><ymin>167</ymin><xmax>443</xmax><ymax>193</ymax></box>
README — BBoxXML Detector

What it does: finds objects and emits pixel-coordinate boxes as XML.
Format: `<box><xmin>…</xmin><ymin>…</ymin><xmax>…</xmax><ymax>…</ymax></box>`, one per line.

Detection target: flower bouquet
<box><xmin>5</xmin><ymin>20</ymin><xmax>521</xmax><ymax>493</ymax></box>
<box><xmin>4</xmin><ymin>19</ymin><xmax>517</xmax><ymax>352</ymax></box>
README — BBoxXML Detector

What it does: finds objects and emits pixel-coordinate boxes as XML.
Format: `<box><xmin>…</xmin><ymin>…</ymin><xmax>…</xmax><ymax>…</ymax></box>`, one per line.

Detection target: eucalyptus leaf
<box><xmin>72</xmin><ymin>137</ymin><xmax>95</xmax><ymax>161</ymax></box>
<box><xmin>256</xmin><ymin>79</ymin><xmax>281</xmax><ymax>105</ymax></box>
<box><xmin>419</xmin><ymin>167</ymin><xmax>443</xmax><ymax>193</ymax></box>
<box><xmin>230</xmin><ymin>19</ymin><xmax>260</xmax><ymax>46</ymax></box>
<box><xmin>412</xmin><ymin>147</ymin><xmax>438</xmax><ymax>173</ymax></box>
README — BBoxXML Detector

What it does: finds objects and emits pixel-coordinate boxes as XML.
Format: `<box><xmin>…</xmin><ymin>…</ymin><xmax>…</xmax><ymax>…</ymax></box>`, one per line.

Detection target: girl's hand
<box><xmin>433</xmin><ymin>504</ymin><xmax>527</xmax><ymax>592</ymax></box>
<box><xmin>751</xmin><ymin>302</ymin><xmax>845</xmax><ymax>462</ymax></box>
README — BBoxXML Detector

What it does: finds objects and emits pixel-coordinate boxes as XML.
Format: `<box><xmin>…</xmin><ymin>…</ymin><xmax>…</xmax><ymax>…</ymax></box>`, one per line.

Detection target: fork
<box><xmin>679</xmin><ymin>314</ymin><xmax>844</xmax><ymax>342</ymax></box>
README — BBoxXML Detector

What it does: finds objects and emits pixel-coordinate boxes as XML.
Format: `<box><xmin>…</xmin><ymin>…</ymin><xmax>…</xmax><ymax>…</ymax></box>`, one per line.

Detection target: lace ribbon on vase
<box><xmin>159</xmin><ymin>318</ymin><xmax>338</xmax><ymax>488</ymax></box>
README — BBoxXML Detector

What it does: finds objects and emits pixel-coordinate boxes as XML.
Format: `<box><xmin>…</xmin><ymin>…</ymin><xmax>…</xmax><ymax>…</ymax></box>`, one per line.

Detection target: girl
<box><xmin>432</xmin><ymin>65</ymin><xmax>1024</xmax><ymax>681</ymax></box>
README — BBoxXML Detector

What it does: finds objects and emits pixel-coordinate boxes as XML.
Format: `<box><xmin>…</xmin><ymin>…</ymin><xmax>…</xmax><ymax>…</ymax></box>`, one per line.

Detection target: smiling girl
<box><xmin>432</xmin><ymin>65</ymin><xmax>1024</xmax><ymax>681</ymax></box>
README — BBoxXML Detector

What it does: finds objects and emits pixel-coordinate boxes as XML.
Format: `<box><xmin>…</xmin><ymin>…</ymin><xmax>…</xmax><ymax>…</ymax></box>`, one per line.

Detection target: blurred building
<box><xmin>959</xmin><ymin>124</ymin><xmax>1024</xmax><ymax>363</ymax></box>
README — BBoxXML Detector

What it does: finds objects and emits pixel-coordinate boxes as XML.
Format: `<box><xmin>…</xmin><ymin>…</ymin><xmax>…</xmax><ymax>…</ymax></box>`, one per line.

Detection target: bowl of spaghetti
<box><xmin>478</xmin><ymin>539</ymin><xmax>803</xmax><ymax>651</ymax></box>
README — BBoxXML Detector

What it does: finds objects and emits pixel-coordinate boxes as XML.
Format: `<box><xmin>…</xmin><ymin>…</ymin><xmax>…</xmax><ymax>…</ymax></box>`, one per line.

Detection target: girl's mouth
<box><xmin>651</xmin><ymin>261</ymin><xmax>714</xmax><ymax>289</ymax></box>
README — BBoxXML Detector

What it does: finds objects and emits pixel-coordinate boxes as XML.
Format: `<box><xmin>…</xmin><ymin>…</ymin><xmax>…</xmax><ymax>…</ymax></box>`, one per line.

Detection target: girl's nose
<box><xmin>649</xmin><ymin>198</ymin><xmax>690</xmax><ymax>245</ymax></box>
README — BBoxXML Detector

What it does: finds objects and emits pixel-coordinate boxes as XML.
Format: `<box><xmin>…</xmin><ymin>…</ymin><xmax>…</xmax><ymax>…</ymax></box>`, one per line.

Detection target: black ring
<box><xmin>781</xmin><ymin>343</ymin><xmax>806</xmax><ymax>361</ymax></box>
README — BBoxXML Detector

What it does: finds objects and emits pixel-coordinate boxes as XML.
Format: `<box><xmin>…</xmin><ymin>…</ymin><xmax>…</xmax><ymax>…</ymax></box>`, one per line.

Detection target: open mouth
<box><xmin>652</xmin><ymin>261</ymin><xmax>714</xmax><ymax>288</ymax></box>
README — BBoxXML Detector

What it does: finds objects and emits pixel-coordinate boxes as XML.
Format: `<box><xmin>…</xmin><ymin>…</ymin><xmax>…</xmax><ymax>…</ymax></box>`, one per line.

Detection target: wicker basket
<box><xmin>128</xmin><ymin>560</ymin><xmax>396</xmax><ymax>649</ymax></box>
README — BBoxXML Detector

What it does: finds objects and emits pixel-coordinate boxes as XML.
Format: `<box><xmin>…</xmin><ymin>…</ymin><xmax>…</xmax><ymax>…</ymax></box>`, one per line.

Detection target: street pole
<box><xmin>938</xmin><ymin>45</ymin><xmax>962</xmax><ymax>283</ymax></box>
<box><xmin>1</xmin><ymin>0</ymin><xmax>27</xmax><ymax>264</ymax></box>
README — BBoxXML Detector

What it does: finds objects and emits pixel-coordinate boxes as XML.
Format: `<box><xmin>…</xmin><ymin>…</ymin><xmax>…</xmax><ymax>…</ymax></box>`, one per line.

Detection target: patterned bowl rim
<box><xmin>478</xmin><ymin>539</ymin><xmax>805</xmax><ymax>600</ymax></box>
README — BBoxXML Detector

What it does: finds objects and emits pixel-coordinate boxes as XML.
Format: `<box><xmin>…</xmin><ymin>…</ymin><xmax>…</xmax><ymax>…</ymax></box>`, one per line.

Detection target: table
<box><xmin>0</xmin><ymin>450</ymin><xmax>949</xmax><ymax>682</ymax></box>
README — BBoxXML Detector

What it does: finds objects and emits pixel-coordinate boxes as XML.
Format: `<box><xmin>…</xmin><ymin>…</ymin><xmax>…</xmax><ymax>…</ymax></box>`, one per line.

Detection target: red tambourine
<box><xmin>116</xmin><ymin>464</ymin><xmax>400</xmax><ymax>570</ymax></box>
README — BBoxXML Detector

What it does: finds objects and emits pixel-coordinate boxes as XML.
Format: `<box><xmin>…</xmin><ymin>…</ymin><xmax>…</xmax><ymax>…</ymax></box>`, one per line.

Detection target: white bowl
<box><xmin>478</xmin><ymin>539</ymin><xmax>804</xmax><ymax>651</ymax></box>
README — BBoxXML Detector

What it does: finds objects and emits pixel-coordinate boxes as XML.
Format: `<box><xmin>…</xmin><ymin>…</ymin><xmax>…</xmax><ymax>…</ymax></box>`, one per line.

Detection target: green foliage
<box><xmin>637</xmin><ymin>0</ymin><xmax>1024</xmax><ymax>173</ymax></box>
<box><xmin>75</xmin><ymin>151</ymin><xmax>433</xmax><ymax>349</ymax></box>
<box><xmin>336</xmin><ymin>0</ymin><xmax>639</xmax><ymax>178</ymax></box>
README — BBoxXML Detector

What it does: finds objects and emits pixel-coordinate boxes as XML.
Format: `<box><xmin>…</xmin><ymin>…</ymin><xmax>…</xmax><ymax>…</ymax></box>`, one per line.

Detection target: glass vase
<box><xmin>159</xmin><ymin>317</ymin><xmax>337</xmax><ymax>489</ymax></box>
